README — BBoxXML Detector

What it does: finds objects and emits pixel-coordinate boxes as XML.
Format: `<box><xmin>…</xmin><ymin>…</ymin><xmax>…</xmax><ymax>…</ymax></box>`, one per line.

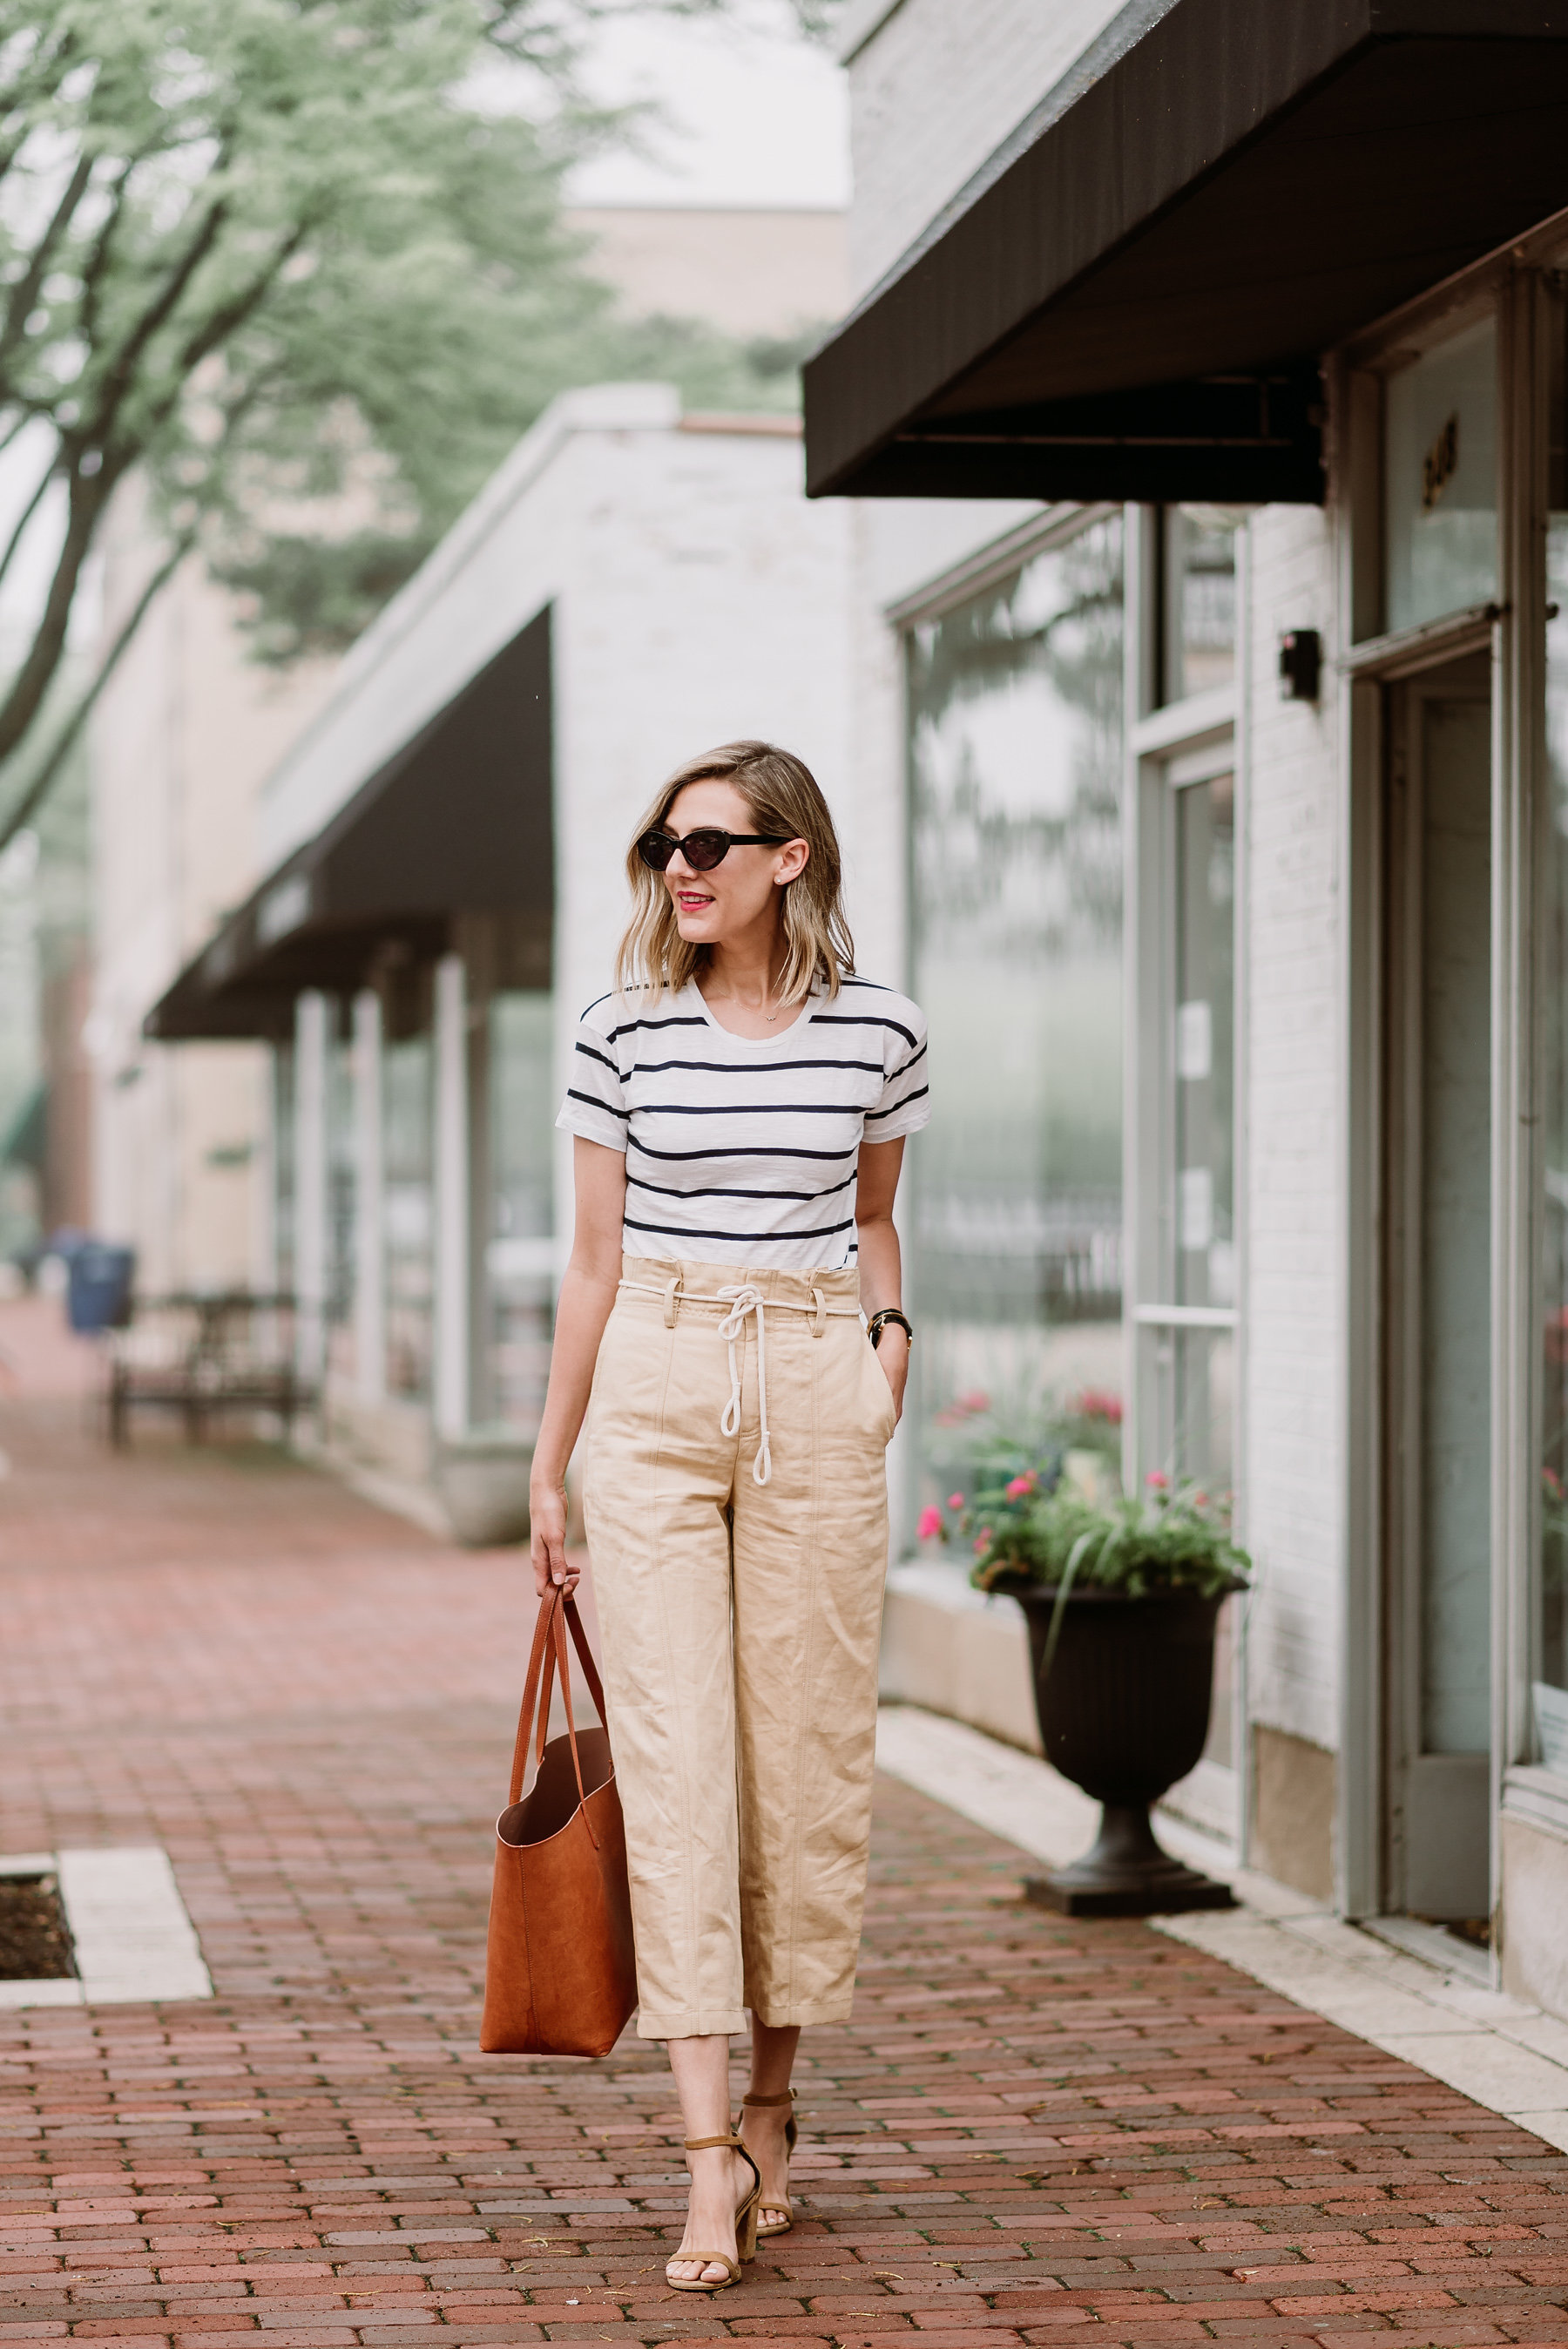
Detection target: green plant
<box><xmin>962</xmin><ymin>1475</ymin><xmax>1250</xmax><ymax>1601</ymax></box>
<box><xmin>949</xmin><ymin>1472</ymin><xmax>1251</xmax><ymax>1690</ymax></box>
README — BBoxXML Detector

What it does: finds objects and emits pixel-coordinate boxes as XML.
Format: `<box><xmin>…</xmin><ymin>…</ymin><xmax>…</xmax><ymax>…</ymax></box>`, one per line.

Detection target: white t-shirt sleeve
<box><xmin>556</xmin><ymin>998</ymin><xmax>631</xmax><ymax>1153</ymax></box>
<box><xmin>864</xmin><ymin>996</ymin><xmax>930</xmax><ymax>1142</ymax></box>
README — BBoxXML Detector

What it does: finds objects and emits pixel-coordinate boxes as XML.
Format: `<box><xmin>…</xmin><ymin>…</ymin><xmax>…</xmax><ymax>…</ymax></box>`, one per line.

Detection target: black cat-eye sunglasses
<box><xmin>636</xmin><ymin>825</ymin><xmax>790</xmax><ymax>874</ymax></box>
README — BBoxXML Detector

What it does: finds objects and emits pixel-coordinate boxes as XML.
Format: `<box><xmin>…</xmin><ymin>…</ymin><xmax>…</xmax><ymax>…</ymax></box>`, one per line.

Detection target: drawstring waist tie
<box><xmin>617</xmin><ymin>1274</ymin><xmax>862</xmax><ymax>1486</ymax></box>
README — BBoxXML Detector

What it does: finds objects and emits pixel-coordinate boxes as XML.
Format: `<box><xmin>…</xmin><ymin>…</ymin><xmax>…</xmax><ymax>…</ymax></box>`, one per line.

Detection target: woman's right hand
<box><xmin>530</xmin><ymin>1470</ymin><xmax>578</xmax><ymax>1596</ymax></box>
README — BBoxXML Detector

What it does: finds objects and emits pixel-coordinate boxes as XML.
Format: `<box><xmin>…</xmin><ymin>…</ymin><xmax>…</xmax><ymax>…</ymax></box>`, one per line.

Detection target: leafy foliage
<box><xmin>962</xmin><ymin>1477</ymin><xmax>1250</xmax><ymax>1601</ymax></box>
<box><xmin>921</xmin><ymin>1406</ymin><xmax>1248</xmax><ymax>1601</ymax></box>
<box><xmin>0</xmin><ymin>0</ymin><xmax>814</xmax><ymax>830</ymax></box>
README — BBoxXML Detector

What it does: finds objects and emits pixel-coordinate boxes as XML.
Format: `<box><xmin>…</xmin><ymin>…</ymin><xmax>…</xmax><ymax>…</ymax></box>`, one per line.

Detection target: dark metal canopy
<box><xmin>804</xmin><ymin>0</ymin><xmax>1568</xmax><ymax>505</ymax></box>
<box><xmin>148</xmin><ymin>606</ymin><xmax>551</xmax><ymax>1041</ymax></box>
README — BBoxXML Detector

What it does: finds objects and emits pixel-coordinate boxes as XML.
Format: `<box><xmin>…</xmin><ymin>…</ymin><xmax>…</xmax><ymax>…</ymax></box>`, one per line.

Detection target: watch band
<box><xmin>868</xmin><ymin>1308</ymin><xmax>914</xmax><ymax>1351</ymax></box>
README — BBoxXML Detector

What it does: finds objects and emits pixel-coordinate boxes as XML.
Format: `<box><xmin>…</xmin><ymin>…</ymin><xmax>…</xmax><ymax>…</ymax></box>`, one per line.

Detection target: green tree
<box><xmin>0</xmin><ymin>0</ymin><xmax>812</xmax><ymax>847</ymax></box>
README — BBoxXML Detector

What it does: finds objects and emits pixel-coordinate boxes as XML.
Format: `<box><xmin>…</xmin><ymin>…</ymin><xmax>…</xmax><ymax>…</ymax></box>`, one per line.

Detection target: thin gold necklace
<box><xmin>706</xmin><ymin>979</ymin><xmax>783</xmax><ymax>1021</ymax></box>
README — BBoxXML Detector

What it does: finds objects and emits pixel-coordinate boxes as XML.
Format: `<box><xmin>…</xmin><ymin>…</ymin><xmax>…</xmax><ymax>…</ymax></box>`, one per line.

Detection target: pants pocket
<box><xmin>862</xmin><ymin>1338</ymin><xmax>898</xmax><ymax>1444</ymax></box>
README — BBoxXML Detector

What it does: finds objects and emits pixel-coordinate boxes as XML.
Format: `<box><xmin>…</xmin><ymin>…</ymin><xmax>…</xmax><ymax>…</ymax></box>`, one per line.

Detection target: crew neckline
<box><xmin>687</xmin><ymin>978</ymin><xmax>818</xmax><ymax>1047</ymax></box>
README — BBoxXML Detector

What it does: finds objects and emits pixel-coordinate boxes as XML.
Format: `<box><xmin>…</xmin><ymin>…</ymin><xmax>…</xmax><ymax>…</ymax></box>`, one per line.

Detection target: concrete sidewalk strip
<box><xmin>56</xmin><ymin>1845</ymin><xmax>213</xmax><ymax>2003</ymax></box>
<box><xmin>0</xmin><ymin>1847</ymin><xmax>212</xmax><ymax>2008</ymax></box>
<box><xmin>877</xmin><ymin>1700</ymin><xmax>1568</xmax><ymax>2156</ymax></box>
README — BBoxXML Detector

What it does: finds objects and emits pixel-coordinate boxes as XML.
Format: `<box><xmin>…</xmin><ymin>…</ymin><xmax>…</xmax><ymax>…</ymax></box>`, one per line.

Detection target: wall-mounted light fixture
<box><xmin>1278</xmin><ymin>627</ymin><xmax>1321</xmax><ymax>703</ymax></box>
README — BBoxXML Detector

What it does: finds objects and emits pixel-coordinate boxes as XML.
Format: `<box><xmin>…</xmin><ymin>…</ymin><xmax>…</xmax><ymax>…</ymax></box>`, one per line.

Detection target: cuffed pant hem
<box><xmin>747</xmin><ymin>1995</ymin><xmax>855</xmax><ymax>2029</ymax></box>
<box><xmin>638</xmin><ymin>2007</ymin><xmax>749</xmax><ymax>2041</ymax></box>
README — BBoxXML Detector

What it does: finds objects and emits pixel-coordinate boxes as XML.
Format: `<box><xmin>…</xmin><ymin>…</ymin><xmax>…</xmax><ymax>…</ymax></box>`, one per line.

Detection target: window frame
<box><xmin>1123</xmin><ymin>504</ymin><xmax>1247</xmax><ymax>1831</ymax></box>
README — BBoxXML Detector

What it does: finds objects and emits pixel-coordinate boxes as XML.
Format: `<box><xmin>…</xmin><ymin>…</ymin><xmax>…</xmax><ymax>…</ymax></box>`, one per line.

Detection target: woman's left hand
<box><xmin>875</xmin><ymin>1328</ymin><xmax>909</xmax><ymax>1425</ymax></box>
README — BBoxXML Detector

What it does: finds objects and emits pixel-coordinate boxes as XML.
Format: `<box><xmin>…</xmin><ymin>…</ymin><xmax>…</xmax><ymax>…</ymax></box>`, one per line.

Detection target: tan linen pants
<box><xmin>581</xmin><ymin>1254</ymin><xmax>895</xmax><ymax>2040</ymax></box>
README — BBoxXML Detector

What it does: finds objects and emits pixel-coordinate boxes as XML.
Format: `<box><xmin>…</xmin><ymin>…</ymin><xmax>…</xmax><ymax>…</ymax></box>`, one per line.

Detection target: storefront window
<box><xmin>487</xmin><ymin>990</ymin><xmax>555</xmax><ymax>1434</ymax></box>
<box><xmin>1384</xmin><ymin>316</ymin><xmax>1497</xmax><ymax>636</ymax></box>
<box><xmin>272</xmin><ymin>1040</ymin><xmax>294</xmax><ymax>1294</ymax></box>
<box><xmin>383</xmin><ymin>1024</ymin><xmax>433</xmax><ymax>1400</ymax></box>
<box><xmin>325</xmin><ymin>1022</ymin><xmax>355</xmax><ymax>1384</ymax></box>
<box><xmin>1161</xmin><ymin>507</ymin><xmax>1240</xmax><ymax>703</ymax></box>
<box><xmin>1172</xmin><ymin>765</ymin><xmax>1236</xmax><ymax>1487</ymax></box>
<box><xmin>906</xmin><ymin>517</ymin><xmax>1124</xmax><ymax>1520</ymax></box>
<box><xmin>1538</xmin><ymin>510</ymin><xmax>1568</xmax><ymax>1769</ymax></box>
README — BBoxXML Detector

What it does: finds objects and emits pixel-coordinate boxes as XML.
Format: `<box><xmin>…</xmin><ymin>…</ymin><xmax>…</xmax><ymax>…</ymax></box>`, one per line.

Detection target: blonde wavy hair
<box><xmin>614</xmin><ymin>740</ymin><xmax>855</xmax><ymax>1005</ymax></box>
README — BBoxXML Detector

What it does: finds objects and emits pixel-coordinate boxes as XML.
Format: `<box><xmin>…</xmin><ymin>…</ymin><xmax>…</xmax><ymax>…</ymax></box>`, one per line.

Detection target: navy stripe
<box><xmin>864</xmin><ymin>1084</ymin><xmax>929</xmax><ymax>1122</ymax></box>
<box><xmin>627</xmin><ymin>1170</ymin><xmax>855</xmax><ymax>1204</ymax></box>
<box><xmin>809</xmin><ymin>1012</ymin><xmax>919</xmax><ymax>1048</ymax></box>
<box><xmin>633</xmin><ymin>1054</ymin><xmax>885</xmax><ymax>1079</ymax></box>
<box><xmin>565</xmin><ymin>1087</ymin><xmax>631</xmax><ymax>1120</ymax></box>
<box><xmin>888</xmin><ymin>1041</ymin><xmax>929</xmax><ymax>1080</ymax></box>
<box><xmin>628</xmin><ymin>1138</ymin><xmax>856</xmax><ymax>1164</ymax></box>
<box><xmin>574</xmin><ymin>1039</ymin><xmax>618</xmax><ymax>1074</ymax></box>
<box><xmin>626</xmin><ymin>1100</ymin><xmax>866</xmax><ymax>1119</ymax></box>
<box><xmin>606</xmin><ymin>1014</ymin><xmax>707</xmax><ymax>1041</ymax></box>
<box><xmin>624</xmin><ymin>1211</ymin><xmax>856</xmax><ymax>1244</ymax></box>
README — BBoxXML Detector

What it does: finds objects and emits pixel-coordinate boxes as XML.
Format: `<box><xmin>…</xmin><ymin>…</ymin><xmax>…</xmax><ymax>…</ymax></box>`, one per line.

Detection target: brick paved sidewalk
<box><xmin>1</xmin><ymin>1365</ymin><xmax>1565</xmax><ymax>2346</ymax></box>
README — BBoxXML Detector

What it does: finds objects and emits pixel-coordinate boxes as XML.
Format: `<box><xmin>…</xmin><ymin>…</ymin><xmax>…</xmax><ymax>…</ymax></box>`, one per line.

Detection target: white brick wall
<box><xmin>1241</xmin><ymin>504</ymin><xmax>1343</xmax><ymax>1753</ymax></box>
<box><xmin>841</xmin><ymin>0</ymin><xmax>1135</xmax><ymax>298</ymax></box>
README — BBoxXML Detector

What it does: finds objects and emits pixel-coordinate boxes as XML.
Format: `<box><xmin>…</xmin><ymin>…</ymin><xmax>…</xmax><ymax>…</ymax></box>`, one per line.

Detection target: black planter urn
<box><xmin>1013</xmin><ymin>1583</ymin><xmax>1239</xmax><ymax>1916</ymax></box>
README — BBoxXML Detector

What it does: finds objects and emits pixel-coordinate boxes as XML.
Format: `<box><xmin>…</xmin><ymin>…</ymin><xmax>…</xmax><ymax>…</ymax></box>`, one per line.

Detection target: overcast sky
<box><xmin>565</xmin><ymin>0</ymin><xmax>850</xmax><ymax>210</ymax></box>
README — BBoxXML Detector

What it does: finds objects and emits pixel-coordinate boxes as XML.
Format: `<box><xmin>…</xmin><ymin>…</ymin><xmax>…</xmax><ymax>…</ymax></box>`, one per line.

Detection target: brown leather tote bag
<box><xmin>479</xmin><ymin>1589</ymin><xmax>637</xmax><ymax>2057</ymax></box>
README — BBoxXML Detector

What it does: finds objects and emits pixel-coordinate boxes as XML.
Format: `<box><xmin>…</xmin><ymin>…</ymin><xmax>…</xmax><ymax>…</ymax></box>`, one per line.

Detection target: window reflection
<box><xmin>383</xmin><ymin>1025</ymin><xmax>433</xmax><ymax>1401</ymax></box>
<box><xmin>1540</xmin><ymin>514</ymin><xmax>1568</xmax><ymax>1757</ymax></box>
<box><xmin>487</xmin><ymin>990</ymin><xmax>555</xmax><ymax>1434</ymax></box>
<box><xmin>1175</xmin><ymin>773</ymin><xmax>1235</xmax><ymax>1312</ymax></box>
<box><xmin>1162</xmin><ymin>506</ymin><xmax>1240</xmax><ymax>703</ymax></box>
<box><xmin>1384</xmin><ymin>319</ymin><xmax>1497</xmax><ymax>636</ymax></box>
<box><xmin>906</xmin><ymin>518</ymin><xmax>1124</xmax><ymax>1513</ymax></box>
<box><xmin>325</xmin><ymin>1021</ymin><xmax>356</xmax><ymax>1385</ymax></box>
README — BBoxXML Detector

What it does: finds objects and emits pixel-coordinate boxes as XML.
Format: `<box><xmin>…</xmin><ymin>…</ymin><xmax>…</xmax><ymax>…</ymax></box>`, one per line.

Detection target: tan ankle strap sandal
<box><xmin>665</xmin><ymin>2134</ymin><xmax>761</xmax><ymax>2292</ymax></box>
<box><xmin>740</xmin><ymin>2089</ymin><xmax>797</xmax><ymax>2237</ymax></box>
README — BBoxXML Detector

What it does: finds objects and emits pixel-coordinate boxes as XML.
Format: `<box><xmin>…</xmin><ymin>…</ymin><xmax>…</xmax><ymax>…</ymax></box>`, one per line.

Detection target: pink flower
<box><xmin>1005</xmin><ymin>1473</ymin><xmax>1035</xmax><ymax>1500</ymax></box>
<box><xmin>1146</xmin><ymin>1470</ymin><xmax>1168</xmax><ymax>1490</ymax></box>
<box><xmin>973</xmin><ymin>1526</ymin><xmax>992</xmax><ymax>1554</ymax></box>
<box><xmin>1071</xmin><ymin>1386</ymin><xmax>1124</xmax><ymax>1425</ymax></box>
<box><xmin>916</xmin><ymin>1504</ymin><xmax>943</xmax><ymax>1541</ymax></box>
<box><xmin>957</xmin><ymin>1389</ymin><xmax>992</xmax><ymax>1414</ymax></box>
<box><xmin>1193</xmin><ymin>1490</ymin><xmax>1210</xmax><ymax>1507</ymax></box>
<box><xmin>947</xmin><ymin>1493</ymin><xmax>965</xmax><ymax>1511</ymax></box>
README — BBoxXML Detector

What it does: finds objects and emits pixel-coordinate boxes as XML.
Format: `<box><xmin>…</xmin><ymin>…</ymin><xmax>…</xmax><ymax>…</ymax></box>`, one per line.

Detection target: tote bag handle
<box><xmin>504</xmin><ymin>1591</ymin><xmax>607</xmax><ymax>1847</ymax></box>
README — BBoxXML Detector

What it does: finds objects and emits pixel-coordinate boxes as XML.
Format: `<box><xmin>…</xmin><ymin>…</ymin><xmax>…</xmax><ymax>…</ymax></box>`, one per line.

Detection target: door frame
<box><xmin>1381</xmin><ymin>653</ymin><xmax>1495</xmax><ymax>1918</ymax></box>
<box><xmin>1123</xmin><ymin>503</ymin><xmax>1245</xmax><ymax>1844</ymax></box>
<box><xmin>1334</xmin><ymin>266</ymin><xmax>1548</xmax><ymax>1930</ymax></box>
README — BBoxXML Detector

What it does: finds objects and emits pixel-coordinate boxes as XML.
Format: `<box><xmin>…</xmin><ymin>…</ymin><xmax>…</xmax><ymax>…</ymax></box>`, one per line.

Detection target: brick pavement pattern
<box><xmin>1</xmin><ymin>1344</ymin><xmax>1566</xmax><ymax>2346</ymax></box>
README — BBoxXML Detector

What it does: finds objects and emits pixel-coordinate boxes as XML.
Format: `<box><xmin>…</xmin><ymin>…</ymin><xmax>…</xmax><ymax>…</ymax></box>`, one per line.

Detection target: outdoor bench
<box><xmin>106</xmin><ymin>1293</ymin><xmax>312</xmax><ymax>1447</ymax></box>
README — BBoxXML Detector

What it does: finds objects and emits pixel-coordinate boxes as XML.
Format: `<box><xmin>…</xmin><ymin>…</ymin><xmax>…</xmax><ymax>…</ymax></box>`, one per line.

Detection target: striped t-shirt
<box><xmin>556</xmin><ymin>976</ymin><xmax>929</xmax><ymax>1269</ymax></box>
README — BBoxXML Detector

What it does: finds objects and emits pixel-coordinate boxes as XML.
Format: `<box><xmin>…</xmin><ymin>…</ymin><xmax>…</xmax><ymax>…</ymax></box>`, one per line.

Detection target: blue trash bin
<box><xmin>66</xmin><ymin>1243</ymin><xmax>136</xmax><ymax>1334</ymax></box>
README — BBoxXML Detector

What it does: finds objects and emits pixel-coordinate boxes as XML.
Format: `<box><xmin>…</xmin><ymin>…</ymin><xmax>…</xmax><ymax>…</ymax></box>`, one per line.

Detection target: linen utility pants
<box><xmin>582</xmin><ymin>1254</ymin><xmax>896</xmax><ymax>2040</ymax></box>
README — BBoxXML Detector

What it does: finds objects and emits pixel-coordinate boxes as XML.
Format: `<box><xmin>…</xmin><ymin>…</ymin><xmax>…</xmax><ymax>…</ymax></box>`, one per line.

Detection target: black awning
<box><xmin>148</xmin><ymin>605</ymin><xmax>551</xmax><ymax>1041</ymax></box>
<box><xmin>804</xmin><ymin>1</ymin><xmax>1568</xmax><ymax>504</ymax></box>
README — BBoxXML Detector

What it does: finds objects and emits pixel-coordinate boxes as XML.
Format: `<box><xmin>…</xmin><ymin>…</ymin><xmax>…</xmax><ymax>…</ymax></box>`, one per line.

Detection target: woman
<box><xmin>530</xmin><ymin>740</ymin><xmax>927</xmax><ymax>2291</ymax></box>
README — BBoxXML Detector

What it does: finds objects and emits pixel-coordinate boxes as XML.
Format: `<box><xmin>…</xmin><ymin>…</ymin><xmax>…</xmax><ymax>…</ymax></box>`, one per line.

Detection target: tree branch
<box><xmin>0</xmin><ymin>24</ymin><xmax>79</xmax><ymax>197</ymax></box>
<box><xmin>75</xmin><ymin>151</ymin><xmax>140</xmax><ymax>360</ymax></box>
<box><xmin>0</xmin><ymin>454</ymin><xmax>118</xmax><ymax>765</ymax></box>
<box><xmin>81</xmin><ymin>191</ymin><xmax>228</xmax><ymax>450</ymax></box>
<box><xmin>0</xmin><ymin>146</ymin><xmax>93</xmax><ymax>387</ymax></box>
<box><xmin>0</xmin><ymin>525</ymin><xmax>195</xmax><ymax>856</ymax></box>
<box><xmin>0</xmin><ymin>452</ymin><xmax>55</xmax><ymax>595</ymax></box>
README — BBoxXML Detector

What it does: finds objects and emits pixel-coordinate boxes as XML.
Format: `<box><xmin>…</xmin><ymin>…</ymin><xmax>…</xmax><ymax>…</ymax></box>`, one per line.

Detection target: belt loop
<box><xmin>663</xmin><ymin>1274</ymin><xmax>680</xmax><ymax>1328</ymax></box>
<box><xmin>811</xmin><ymin>1284</ymin><xmax>826</xmax><ymax>1337</ymax></box>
